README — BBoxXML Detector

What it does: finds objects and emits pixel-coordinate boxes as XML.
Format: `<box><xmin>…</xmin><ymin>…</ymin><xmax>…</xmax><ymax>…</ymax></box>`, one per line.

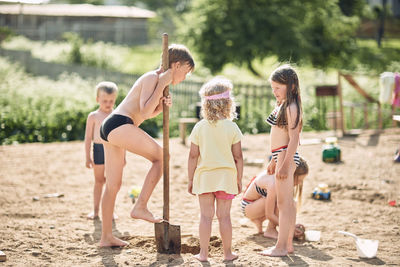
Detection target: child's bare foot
<box><xmin>223</xmin><ymin>252</ymin><xmax>238</xmax><ymax>261</ymax></box>
<box><xmin>287</xmin><ymin>245</ymin><xmax>294</xmax><ymax>254</ymax></box>
<box><xmin>99</xmin><ymin>236</ymin><xmax>129</xmax><ymax>247</ymax></box>
<box><xmin>259</xmin><ymin>246</ymin><xmax>288</xmax><ymax>257</ymax></box>
<box><xmin>193</xmin><ymin>253</ymin><xmax>208</xmax><ymax>262</ymax></box>
<box><xmin>130</xmin><ymin>206</ymin><xmax>162</xmax><ymax>223</ymax></box>
<box><xmin>251</xmin><ymin>218</ymin><xmax>263</xmax><ymax>234</ymax></box>
<box><xmin>264</xmin><ymin>229</ymin><xmax>278</xmax><ymax>239</ymax></box>
<box><xmin>87</xmin><ymin>211</ymin><xmax>99</xmax><ymax>220</ymax></box>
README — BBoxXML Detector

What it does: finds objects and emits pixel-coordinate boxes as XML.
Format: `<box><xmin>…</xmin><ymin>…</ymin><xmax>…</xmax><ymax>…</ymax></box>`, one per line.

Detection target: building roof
<box><xmin>0</xmin><ymin>0</ymin><xmax>49</xmax><ymax>3</ymax></box>
<box><xmin>0</xmin><ymin>4</ymin><xmax>156</xmax><ymax>18</ymax></box>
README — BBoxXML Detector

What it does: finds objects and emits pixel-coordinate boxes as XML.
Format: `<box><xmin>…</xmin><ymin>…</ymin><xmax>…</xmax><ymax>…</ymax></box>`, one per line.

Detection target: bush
<box><xmin>62</xmin><ymin>32</ymin><xmax>113</xmax><ymax>69</ymax></box>
<box><xmin>0</xmin><ymin>26</ymin><xmax>14</xmax><ymax>43</ymax></box>
<box><xmin>0</xmin><ymin>57</ymin><xmax>165</xmax><ymax>144</ymax></box>
<box><xmin>62</xmin><ymin>32</ymin><xmax>83</xmax><ymax>65</ymax></box>
<box><xmin>0</xmin><ymin>57</ymin><xmax>95</xmax><ymax>144</ymax></box>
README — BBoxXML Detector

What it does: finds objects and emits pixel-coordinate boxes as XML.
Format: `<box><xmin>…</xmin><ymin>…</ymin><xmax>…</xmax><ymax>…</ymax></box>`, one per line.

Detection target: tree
<box><xmin>338</xmin><ymin>0</ymin><xmax>366</xmax><ymax>17</ymax></box>
<box><xmin>376</xmin><ymin>0</ymin><xmax>387</xmax><ymax>48</ymax></box>
<box><xmin>183</xmin><ymin>0</ymin><xmax>359</xmax><ymax>76</ymax></box>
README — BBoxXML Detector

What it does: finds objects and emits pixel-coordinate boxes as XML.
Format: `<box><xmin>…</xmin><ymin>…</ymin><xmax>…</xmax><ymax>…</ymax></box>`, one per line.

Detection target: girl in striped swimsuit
<box><xmin>240</xmin><ymin>158</ymin><xmax>308</xmax><ymax>240</ymax></box>
<box><xmin>260</xmin><ymin>64</ymin><xmax>303</xmax><ymax>257</ymax></box>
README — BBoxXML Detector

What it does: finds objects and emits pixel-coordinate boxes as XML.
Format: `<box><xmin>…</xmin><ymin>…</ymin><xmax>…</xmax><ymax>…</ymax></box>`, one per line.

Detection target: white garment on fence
<box><xmin>379</xmin><ymin>72</ymin><xmax>395</xmax><ymax>104</ymax></box>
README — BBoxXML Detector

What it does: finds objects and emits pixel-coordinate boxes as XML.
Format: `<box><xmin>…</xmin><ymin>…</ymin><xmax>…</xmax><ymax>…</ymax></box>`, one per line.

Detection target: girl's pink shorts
<box><xmin>202</xmin><ymin>191</ymin><xmax>235</xmax><ymax>200</ymax></box>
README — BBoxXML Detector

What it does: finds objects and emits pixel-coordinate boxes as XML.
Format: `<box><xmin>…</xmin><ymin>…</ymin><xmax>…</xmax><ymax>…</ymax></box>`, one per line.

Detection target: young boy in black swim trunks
<box><xmin>84</xmin><ymin>81</ymin><xmax>118</xmax><ymax>220</ymax></box>
<box><xmin>99</xmin><ymin>44</ymin><xmax>195</xmax><ymax>247</ymax></box>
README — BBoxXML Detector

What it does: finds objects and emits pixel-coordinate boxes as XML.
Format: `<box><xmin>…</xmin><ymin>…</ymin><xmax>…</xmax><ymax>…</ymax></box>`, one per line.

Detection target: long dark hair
<box><xmin>269</xmin><ymin>64</ymin><xmax>302</xmax><ymax>130</ymax></box>
<box><xmin>294</xmin><ymin>157</ymin><xmax>308</xmax><ymax>209</ymax></box>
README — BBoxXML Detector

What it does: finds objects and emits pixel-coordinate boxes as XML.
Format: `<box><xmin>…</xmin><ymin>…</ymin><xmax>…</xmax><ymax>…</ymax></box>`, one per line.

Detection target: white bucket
<box><xmin>305</xmin><ymin>230</ymin><xmax>321</xmax><ymax>241</ymax></box>
<box><xmin>338</xmin><ymin>231</ymin><xmax>379</xmax><ymax>258</ymax></box>
<box><xmin>355</xmin><ymin>238</ymin><xmax>379</xmax><ymax>258</ymax></box>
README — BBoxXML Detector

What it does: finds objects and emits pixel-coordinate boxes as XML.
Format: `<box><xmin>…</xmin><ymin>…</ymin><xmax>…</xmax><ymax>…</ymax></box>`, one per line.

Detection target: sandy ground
<box><xmin>0</xmin><ymin>128</ymin><xmax>400</xmax><ymax>266</ymax></box>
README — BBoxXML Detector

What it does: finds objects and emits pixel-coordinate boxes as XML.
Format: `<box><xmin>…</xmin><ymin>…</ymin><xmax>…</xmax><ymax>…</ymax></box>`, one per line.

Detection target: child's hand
<box><xmin>86</xmin><ymin>159</ymin><xmax>93</xmax><ymax>169</ymax></box>
<box><xmin>267</xmin><ymin>161</ymin><xmax>276</xmax><ymax>175</ymax></box>
<box><xmin>276</xmin><ymin>166</ymin><xmax>288</xmax><ymax>180</ymax></box>
<box><xmin>162</xmin><ymin>95</ymin><xmax>172</xmax><ymax>107</ymax></box>
<box><xmin>155</xmin><ymin>66</ymin><xmax>163</xmax><ymax>75</ymax></box>
<box><xmin>237</xmin><ymin>180</ymin><xmax>242</xmax><ymax>194</ymax></box>
<box><xmin>188</xmin><ymin>181</ymin><xmax>195</xmax><ymax>195</ymax></box>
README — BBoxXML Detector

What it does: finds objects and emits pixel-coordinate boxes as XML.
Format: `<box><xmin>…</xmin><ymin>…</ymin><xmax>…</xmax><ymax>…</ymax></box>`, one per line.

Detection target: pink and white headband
<box><xmin>204</xmin><ymin>90</ymin><xmax>230</xmax><ymax>100</ymax></box>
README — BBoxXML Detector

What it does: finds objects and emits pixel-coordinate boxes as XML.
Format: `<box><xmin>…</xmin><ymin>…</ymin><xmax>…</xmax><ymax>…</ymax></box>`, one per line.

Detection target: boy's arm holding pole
<box><xmin>140</xmin><ymin>71</ymin><xmax>172</xmax><ymax>119</ymax></box>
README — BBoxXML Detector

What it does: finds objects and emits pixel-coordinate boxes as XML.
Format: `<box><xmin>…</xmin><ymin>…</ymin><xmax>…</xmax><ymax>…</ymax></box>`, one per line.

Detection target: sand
<box><xmin>0</xmin><ymin>129</ymin><xmax>399</xmax><ymax>266</ymax></box>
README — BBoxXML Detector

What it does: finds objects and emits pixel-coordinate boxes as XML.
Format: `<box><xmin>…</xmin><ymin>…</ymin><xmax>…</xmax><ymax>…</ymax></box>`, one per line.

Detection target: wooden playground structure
<box><xmin>316</xmin><ymin>72</ymin><xmax>384</xmax><ymax>136</ymax></box>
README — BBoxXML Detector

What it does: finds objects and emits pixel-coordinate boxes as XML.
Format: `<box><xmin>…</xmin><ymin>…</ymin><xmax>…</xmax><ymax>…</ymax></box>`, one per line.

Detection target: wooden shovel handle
<box><xmin>162</xmin><ymin>33</ymin><xmax>169</xmax><ymax>221</ymax></box>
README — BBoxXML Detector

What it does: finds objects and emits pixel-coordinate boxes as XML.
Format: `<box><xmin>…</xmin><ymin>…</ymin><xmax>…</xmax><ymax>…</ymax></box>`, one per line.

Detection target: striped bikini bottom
<box><xmin>240</xmin><ymin>198</ymin><xmax>254</xmax><ymax>216</ymax></box>
<box><xmin>271</xmin><ymin>145</ymin><xmax>300</xmax><ymax>166</ymax></box>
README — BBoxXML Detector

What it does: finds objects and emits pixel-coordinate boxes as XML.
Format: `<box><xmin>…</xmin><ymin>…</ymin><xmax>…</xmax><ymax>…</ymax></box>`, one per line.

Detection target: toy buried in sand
<box><xmin>128</xmin><ymin>186</ymin><xmax>141</xmax><ymax>204</ymax></box>
<box><xmin>311</xmin><ymin>183</ymin><xmax>331</xmax><ymax>200</ymax></box>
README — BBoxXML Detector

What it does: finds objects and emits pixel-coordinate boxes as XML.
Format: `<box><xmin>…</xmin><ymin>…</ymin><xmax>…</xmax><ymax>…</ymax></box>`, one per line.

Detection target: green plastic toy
<box><xmin>322</xmin><ymin>137</ymin><xmax>341</xmax><ymax>163</ymax></box>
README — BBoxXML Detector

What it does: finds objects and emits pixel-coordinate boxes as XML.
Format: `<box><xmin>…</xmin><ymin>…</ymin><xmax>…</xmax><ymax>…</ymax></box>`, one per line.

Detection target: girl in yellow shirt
<box><xmin>188</xmin><ymin>77</ymin><xmax>243</xmax><ymax>262</ymax></box>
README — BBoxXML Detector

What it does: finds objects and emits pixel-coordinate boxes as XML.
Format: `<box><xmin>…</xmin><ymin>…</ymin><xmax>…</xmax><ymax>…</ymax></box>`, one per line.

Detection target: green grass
<box><xmin>357</xmin><ymin>38</ymin><xmax>400</xmax><ymax>49</ymax></box>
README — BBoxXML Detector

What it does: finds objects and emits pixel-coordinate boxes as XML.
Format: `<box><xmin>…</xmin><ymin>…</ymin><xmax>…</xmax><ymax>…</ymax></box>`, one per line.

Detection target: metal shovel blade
<box><xmin>154</xmin><ymin>221</ymin><xmax>181</xmax><ymax>254</ymax></box>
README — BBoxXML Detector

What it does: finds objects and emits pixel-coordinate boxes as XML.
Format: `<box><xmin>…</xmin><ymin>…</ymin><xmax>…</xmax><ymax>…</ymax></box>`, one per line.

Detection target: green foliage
<box><xmin>0</xmin><ymin>58</ymin><xmax>97</xmax><ymax>144</ymax></box>
<box><xmin>2</xmin><ymin>35</ymin><xmax>160</xmax><ymax>75</ymax></box>
<box><xmin>123</xmin><ymin>0</ymin><xmax>193</xmax><ymax>44</ymax></box>
<box><xmin>182</xmin><ymin>0</ymin><xmax>362</xmax><ymax>75</ymax></box>
<box><xmin>139</xmin><ymin>115</ymin><xmax>162</xmax><ymax>138</ymax></box>
<box><xmin>0</xmin><ymin>57</ymin><xmax>166</xmax><ymax>144</ymax></box>
<box><xmin>62</xmin><ymin>32</ymin><xmax>83</xmax><ymax>64</ymax></box>
<box><xmin>1</xmin><ymin>34</ymin><xmax>397</xmax><ymax>144</ymax></box>
<box><xmin>236</xmin><ymin>109</ymin><xmax>271</xmax><ymax>135</ymax></box>
<box><xmin>0</xmin><ymin>27</ymin><xmax>14</xmax><ymax>43</ymax></box>
<box><xmin>301</xmin><ymin>3</ymin><xmax>359</xmax><ymax>69</ymax></box>
<box><xmin>303</xmin><ymin>104</ymin><xmax>327</xmax><ymax>131</ymax></box>
<box><xmin>62</xmin><ymin>32</ymin><xmax>113</xmax><ymax>69</ymax></box>
<box><xmin>338</xmin><ymin>0</ymin><xmax>367</xmax><ymax>17</ymax></box>
<box><xmin>351</xmin><ymin>39</ymin><xmax>400</xmax><ymax>73</ymax></box>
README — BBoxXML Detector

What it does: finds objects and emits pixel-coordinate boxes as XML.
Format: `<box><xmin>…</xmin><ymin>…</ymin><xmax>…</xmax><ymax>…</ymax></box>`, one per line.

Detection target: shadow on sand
<box><xmin>246</xmin><ymin>233</ymin><xmax>333</xmax><ymax>266</ymax></box>
<box><xmin>83</xmin><ymin>219</ymin><xmax>125</xmax><ymax>267</ymax></box>
<box><xmin>348</xmin><ymin>257</ymin><xmax>386</xmax><ymax>266</ymax></box>
<box><xmin>149</xmin><ymin>253</ymin><xmax>184</xmax><ymax>266</ymax></box>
